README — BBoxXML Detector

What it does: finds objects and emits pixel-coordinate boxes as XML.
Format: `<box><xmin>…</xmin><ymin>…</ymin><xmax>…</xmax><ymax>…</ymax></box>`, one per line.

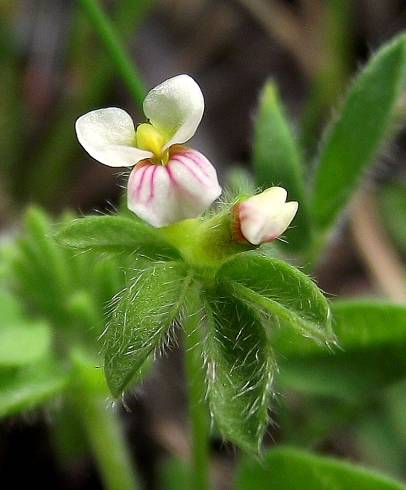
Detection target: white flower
<box><xmin>75</xmin><ymin>74</ymin><xmax>221</xmax><ymax>227</ymax></box>
<box><xmin>235</xmin><ymin>187</ymin><xmax>298</xmax><ymax>245</ymax></box>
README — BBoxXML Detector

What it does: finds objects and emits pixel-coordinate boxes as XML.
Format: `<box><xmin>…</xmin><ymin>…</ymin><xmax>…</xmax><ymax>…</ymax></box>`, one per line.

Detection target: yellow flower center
<box><xmin>135</xmin><ymin>123</ymin><xmax>169</xmax><ymax>164</ymax></box>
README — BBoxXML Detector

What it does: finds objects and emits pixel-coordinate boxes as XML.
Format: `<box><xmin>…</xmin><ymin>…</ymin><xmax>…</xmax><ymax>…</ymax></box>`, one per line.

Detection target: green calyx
<box><xmin>158</xmin><ymin>211</ymin><xmax>253</xmax><ymax>274</ymax></box>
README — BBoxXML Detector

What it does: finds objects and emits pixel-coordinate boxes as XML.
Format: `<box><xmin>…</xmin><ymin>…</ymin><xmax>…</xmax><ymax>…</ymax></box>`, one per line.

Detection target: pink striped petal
<box><xmin>127</xmin><ymin>147</ymin><xmax>221</xmax><ymax>227</ymax></box>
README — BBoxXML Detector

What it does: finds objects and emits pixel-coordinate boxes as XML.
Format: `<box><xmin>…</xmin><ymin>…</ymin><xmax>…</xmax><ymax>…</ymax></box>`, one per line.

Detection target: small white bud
<box><xmin>235</xmin><ymin>187</ymin><xmax>298</xmax><ymax>245</ymax></box>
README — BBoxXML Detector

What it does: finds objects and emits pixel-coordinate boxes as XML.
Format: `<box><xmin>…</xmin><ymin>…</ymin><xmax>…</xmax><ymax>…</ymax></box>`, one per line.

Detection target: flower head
<box><xmin>75</xmin><ymin>74</ymin><xmax>221</xmax><ymax>227</ymax></box>
<box><xmin>233</xmin><ymin>187</ymin><xmax>298</xmax><ymax>245</ymax></box>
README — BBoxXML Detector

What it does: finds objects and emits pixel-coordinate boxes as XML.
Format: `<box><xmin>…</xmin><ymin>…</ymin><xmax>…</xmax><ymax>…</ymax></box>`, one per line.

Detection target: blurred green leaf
<box><xmin>379</xmin><ymin>183</ymin><xmax>406</xmax><ymax>254</ymax></box>
<box><xmin>217</xmin><ymin>252</ymin><xmax>333</xmax><ymax>345</ymax></box>
<box><xmin>8</xmin><ymin>207</ymin><xmax>128</xmax><ymax>346</ymax></box>
<box><xmin>355</xmin><ymin>408</ymin><xmax>405</xmax><ymax>479</ymax></box>
<box><xmin>0</xmin><ymin>289</ymin><xmax>52</xmax><ymax>366</ymax></box>
<box><xmin>224</xmin><ymin>167</ymin><xmax>256</xmax><ymax>201</ymax></box>
<box><xmin>333</xmin><ymin>300</ymin><xmax>406</xmax><ymax>348</ymax></box>
<box><xmin>0</xmin><ymin>289</ymin><xmax>26</xmax><ymax>324</ymax></box>
<box><xmin>0</xmin><ymin>362</ymin><xmax>69</xmax><ymax>418</ymax></box>
<box><xmin>278</xmin><ymin>394</ymin><xmax>363</xmax><ymax>448</ymax></box>
<box><xmin>253</xmin><ymin>82</ymin><xmax>311</xmax><ymax>251</ymax></box>
<box><xmin>205</xmin><ymin>288</ymin><xmax>274</xmax><ymax>453</ymax></box>
<box><xmin>104</xmin><ymin>262</ymin><xmax>191</xmax><ymax>396</ymax></box>
<box><xmin>278</xmin><ymin>301</ymin><xmax>406</xmax><ymax>400</ymax></box>
<box><xmin>0</xmin><ymin>322</ymin><xmax>51</xmax><ymax>367</ymax></box>
<box><xmin>56</xmin><ymin>215</ymin><xmax>180</xmax><ymax>260</ymax></box>
<box><xmin>276</xmin><ymin>299</ymin><xmax>406</xmax><ymax>356</ymax></box>
<box><xmin>236</xmin><ymin>446</ymin><xmax>406</xmax><ymax>490</ymax></box>
<box><xmin>19</xmin><ymin>207</ymin><xmax>73</xmax><ymax>319</ymax></box>
<box><xmin>311</xmin><ymin>33</ymin><xmax>406</xmax><ymax>235</ymax></box>
<box><xmin>160</xmin><ymin>458</ymin><xmax>192</xmax><ymax>490</ymax></box>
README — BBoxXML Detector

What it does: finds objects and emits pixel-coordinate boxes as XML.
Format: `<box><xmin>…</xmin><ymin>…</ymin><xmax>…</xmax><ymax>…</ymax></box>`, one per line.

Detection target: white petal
<box><xmin>75</xmin><ymin>108</ymin><xmax>153</xmax><ymax>167</ymax></box>
<box><xmin>247</xmin><ymin>187</ymin><xmax>287</xmax><ymax>214</ymax></box>
<box><xmin>239</xmin><ymin>187</ymin><xmax>298</xmax><ymax>245</ymax></box>
<box><xmin>143</xmin><ymin>75</ymin><xmax>204</xmax><ymax>149</ymax></box>
<box><xmin>127</xmin><ymin>148</ymin><xmax>221</xmax><ymax>227</ymax></box>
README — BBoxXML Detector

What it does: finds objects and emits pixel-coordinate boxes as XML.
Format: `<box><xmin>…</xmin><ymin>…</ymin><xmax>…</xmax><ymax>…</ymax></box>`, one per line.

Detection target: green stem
<box><xmin>72</xmin><ymin>351</ymin><xmax>139</xmax><ymax>490</ymax></box>
<box><xmin>183</xmin><ymin>290</ymin><xmax>211</xmax><ymax>490</ymax></box>
<box><xmin>77</xmin><ymin>0</ymin><xmax>147</xmax><ymax>107</ymax></box>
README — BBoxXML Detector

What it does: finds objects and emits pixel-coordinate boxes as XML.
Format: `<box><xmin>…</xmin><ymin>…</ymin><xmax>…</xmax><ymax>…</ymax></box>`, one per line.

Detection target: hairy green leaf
<box><xmin>55</xmin><ymin>215</ymin><xmax>180</xmax><ymax>260</ymax></box>
<box><xmin>236</xmin><ymin>446</ymin><xmax>406</xmax><ymax>490</ymax></box>
<box><xmin>311</xmin><ymin>34</ymin><xmax>406</xmax><ymax>234</ymax></box>
<box><xmin>104</xmin><ymin>262</ymin><xmax>191</xmax><ymax>396</ymax></box>
<box><xmin>205</xmin><ymin>289</ymin><xmax>274</xmax><ymax>453</ymax></box>
<box><xmin>278</xmin><ymin>301</ymin><xmax>406</xmax><ymax>399</ymax></box>
<box><xmin>217</xmin><ymin>252</ymin><xmax>333</xmax><ymax>346</ymax></box>
<box><xmin>253</xmin><ymin>82</ymin><xmax>311</xmax><ymax>251</ymax></box>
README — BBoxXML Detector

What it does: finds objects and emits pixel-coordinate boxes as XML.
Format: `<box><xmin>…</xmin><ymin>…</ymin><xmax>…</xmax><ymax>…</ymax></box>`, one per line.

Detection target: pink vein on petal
<box><xmin>165</xmin><ymin>164</ymin><xmax>178</xmax><ymax>187</ymax></box>
<box><xmin>133</xmin><ymin>165</ymin><xmax>148</xmax><ymax>200</ymax></box>
<box><xmin>183</xmin><ymin>151</ymin><xmax>211</xmax><ymax>178</ymax></box>
<box><xmin>148</xmin><ymin>165</ymin><xmax>158</xmax><ymax>203</ymax></box>
<box><xmin>142</xmin><ymin>165</ymin><xmax>155</xmax><ymax>202</ymax></box>
<box><xmin>166</xmin><ymin>164</ymin><xmax>199</xmax><ymax>198</ymax></box>
<box><xmin>171</xmin><ymin>156</ymin><xmax>206</xmax><ymax>185</ymax></box>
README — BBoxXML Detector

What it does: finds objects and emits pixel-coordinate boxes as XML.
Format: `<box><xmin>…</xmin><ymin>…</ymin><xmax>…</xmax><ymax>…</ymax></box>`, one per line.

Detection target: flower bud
<box><xmin>233</xmin><ymin>187</ymin><xmax>298</xmax><ymax>245</ymax></box>
<box><xmin>127</xmin><ymin>146</ymin><xmax>222</xmax><ymax>228</ymax></box>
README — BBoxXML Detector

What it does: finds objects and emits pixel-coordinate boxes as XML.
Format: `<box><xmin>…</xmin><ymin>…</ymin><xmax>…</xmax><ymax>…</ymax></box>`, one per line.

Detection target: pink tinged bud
<box><xmin>127</xmin><ymin>146</ymin><xmax>222</xmax><ymax>227</ymax></box>
<box><xmin>235</xmin><ymin>187</ymin><xmax>298</xmax><ymax>245</ymax></box>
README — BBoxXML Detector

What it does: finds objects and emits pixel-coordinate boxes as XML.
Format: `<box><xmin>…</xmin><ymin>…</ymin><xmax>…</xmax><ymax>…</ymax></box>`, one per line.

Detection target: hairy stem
<box><xmin>183</xmin><ymin>289</ymin><xmax>211</xmax><ymax>490</ymax></box>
